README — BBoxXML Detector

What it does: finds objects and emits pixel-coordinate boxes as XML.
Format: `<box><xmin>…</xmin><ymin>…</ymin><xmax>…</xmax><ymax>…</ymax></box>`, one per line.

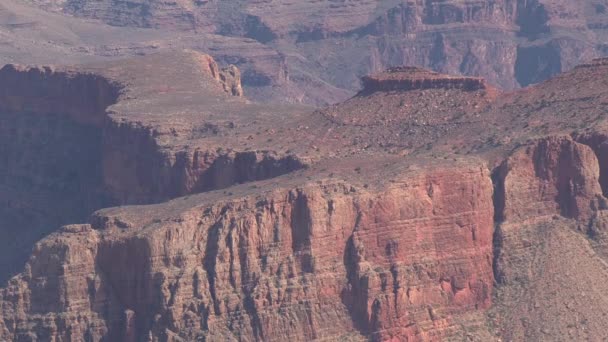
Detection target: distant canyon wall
<box><xmin>27</xmin><ymin>0</ymin><xmax>607</xmax><ymax>104</ymax></box>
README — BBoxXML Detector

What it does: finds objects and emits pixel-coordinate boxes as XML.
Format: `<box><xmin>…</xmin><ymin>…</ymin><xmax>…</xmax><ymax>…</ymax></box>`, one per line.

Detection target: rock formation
<box><xmin>361</xmin><ymin>67</ymin><xmax>488</xmax><ymax>93</ymax></box>
<box><xmin>494</xmin><ymin>136</ymin><xmax>605</xmax><ymax>224</ymax></box>
<box><xmin>0</xmin><ymin>52</ymin><xmax>304</xmax><ymax>284</ymax></box>
<box><xmin>3</xmin><ymin>51</ymin><xmax>608</xmax><ymax>341</ymax></box>
<box><xmin>0</xmin><ymin>163</ymin><xmax>495</xmax><ymax>341</ymax></box>
<box><xmin>13</xmin><ymin>0</ymin><xmax>608</xmax><ymax>105</ymax></box>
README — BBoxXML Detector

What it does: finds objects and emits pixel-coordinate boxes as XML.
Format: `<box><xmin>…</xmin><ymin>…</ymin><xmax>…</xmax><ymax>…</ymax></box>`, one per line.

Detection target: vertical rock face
<box><xmin>0</xmin><ymin>165</ymin><xmax>495</xmax><ymax>341</ymax></box>
<box><xmin>0</xmin><ymin>53</ymin><xmax>303</xmax><ymax>283</ymax></box>
<box><xmin>0</xmin><ymin>65</ymin><xmax>118</xmax><ymax>124</ymax></box>
<box><xmin>572</xmin><ymin>131</ymin><xmax>608</xmax><ymax>196</ymax></box>
<box><xmin>4</xmin><ymin>53</ymin><xmax>608</xmax><ymax>341</ymax></box>
<box><xmin>494</xmin><ymin>136</ymin><xmax>605</xmax><ymax>224</ymax></box>
<box><xmin>0</xmin><ymin>65</ymin><xmax>119</xmax><ymax>280</ymax></box>
<box><xmin>341</xmin><ymin>168</ymin><xmax>494</xmax><ymax>341</ymax></box>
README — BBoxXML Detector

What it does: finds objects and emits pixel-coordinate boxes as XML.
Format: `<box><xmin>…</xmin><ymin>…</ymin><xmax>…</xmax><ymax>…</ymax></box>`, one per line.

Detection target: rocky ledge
<box><xmin>0</xmin><ymin>51</ymin><xmax>305</xmax><ymax>284</ymax></box>
<box><xmin>575</xmin><ymin>57</ymin><xmax>608</xmax><ymax>69</ymax></box>
<box><xmin>360</xmin><ymin>67</ymin><xmax>488</xmax><ymax>94</ymax></box>
<box><xmin>4</xmin><ymin>52</ymin><xmax>608</xmax><ymax>341</ymax></box>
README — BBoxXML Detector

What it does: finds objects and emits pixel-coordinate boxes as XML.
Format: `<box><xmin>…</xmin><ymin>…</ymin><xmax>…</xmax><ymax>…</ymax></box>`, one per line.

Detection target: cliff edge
<box><xmin>2</xmin><ymin>53</ymin><xmax>608</xmax><ymax>340</ymax></box>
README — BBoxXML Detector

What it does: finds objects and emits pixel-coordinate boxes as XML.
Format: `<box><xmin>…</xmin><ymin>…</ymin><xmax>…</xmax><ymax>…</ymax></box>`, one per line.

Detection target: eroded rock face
<box><xmin>361</xmin><ymin>67</ymin><xmax>488</xmax><ymax>94</ymax></box>
<box><xmin>0</xmin><ymin>53</ymin><xmax>303</xmax><ymax>283</ymax></box>
<box><xmin>340</xmin><ymin>168</ymin><xmax>494</xmax><ymax>341</ymax></box>
<box><xmin>491</xmin><ymin>136</ymin><xmax>608</xmax><ymax>288</ymax></box>
<box><xmin>494</xmin><ymin>136</ymin><xmax>605</xmax><ymax>224</ymax></box>
<box><xmin>4</xmin><ymin>52</ymin><xmax>608</xmax><ymax>341</ymax></box>
<box><xmin>21</xmin><ymin>0</ymin><xmax>608</xmax><ymax>105</ymax></box>
<box><xmin>0</xmin><ymin>165</ymin><xmax>494</xmax><ymax>341</ymax></box>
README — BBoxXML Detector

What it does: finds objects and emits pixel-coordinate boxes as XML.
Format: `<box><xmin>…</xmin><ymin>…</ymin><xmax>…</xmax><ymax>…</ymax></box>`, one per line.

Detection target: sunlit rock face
<box><xmin>4</xmin><ymin>52</ymin><xmax>608</xmax><ymax>341</ymax></box>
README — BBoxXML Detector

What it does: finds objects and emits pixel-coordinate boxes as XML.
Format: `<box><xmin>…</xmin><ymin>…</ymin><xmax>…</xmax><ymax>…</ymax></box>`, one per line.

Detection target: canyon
<box><xmin>2</xmin><ymin>49</ymin><xmax>608</xmax><ymax>341</ymax></box>
<box><xmin>2</xmin><ymin>0</ymin><xmax>608</xmax><ymax>105</ymax></box>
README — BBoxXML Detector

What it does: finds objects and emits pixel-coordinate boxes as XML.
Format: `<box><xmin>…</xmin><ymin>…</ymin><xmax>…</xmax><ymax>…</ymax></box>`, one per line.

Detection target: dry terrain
<box><xmin>3</xmin><ymin>0</ymin><xmax>608</xmax><ymax>105</ymax></box>
<box><xmin>1</xmin><ymin>49</ymin><xmax>608</xmax><ymax>340</ymax></box>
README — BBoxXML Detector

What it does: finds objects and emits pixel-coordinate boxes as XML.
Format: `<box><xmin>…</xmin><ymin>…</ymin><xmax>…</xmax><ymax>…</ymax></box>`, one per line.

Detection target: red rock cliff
<box><xmin>3</xmin><ymin>53</ymin><xmax>608</xmax><ymax>341</ymax></box>
<box><xmin>0</xmin><ymin>163</ymin><xmax>494</xmax><ymax>341</ymax></box>
<box><xmin>494</xmin><ymin>136</ymin><xmax>604</xmax><ymax>224</ymax></box>
<box><xmin>0</xmin><ymin>52</ymin><xmax>303</xmax><ymax>283</ymax></box>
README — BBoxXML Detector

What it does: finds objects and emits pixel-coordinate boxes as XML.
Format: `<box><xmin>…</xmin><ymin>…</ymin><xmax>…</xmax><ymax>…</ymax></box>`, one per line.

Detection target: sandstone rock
<box><xmin>1</xmin><ymin>163</ymin><xmax>494</xmax><ymax>341</ymax></box>
<box><xmin>3</xmin><ymin>52</ymin><xmax>608</xmax><ymax>341</ymax></box>
<box><xmin>494</xmin><ymin>135</ymin><xmax>604</xmax><ymax>224</ymax></box>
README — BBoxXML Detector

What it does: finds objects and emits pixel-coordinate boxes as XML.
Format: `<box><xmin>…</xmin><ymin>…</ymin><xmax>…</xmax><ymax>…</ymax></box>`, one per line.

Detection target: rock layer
<box><xmin>361</xmin><ymin>67</ymin><xmax>488</xmax><ymax>93</ymax></box>
<box><xmin>1</xmin><ymin>163</ymin><xmax>494</xmax><ymax>341</ymax></box>
<box><xmin>4</xmin><ymin>52</ymin><xmax>608</xmax><ymax>341</ymax></box>
<box><xmin>18</xmin><ymin>0</ymin><xmax>608</xmax><ymax>105</ymax></box>
<box><xmin>0</xmin><ymin>52</ymin><xmax>304</xmax><ymax>283</ymax></box>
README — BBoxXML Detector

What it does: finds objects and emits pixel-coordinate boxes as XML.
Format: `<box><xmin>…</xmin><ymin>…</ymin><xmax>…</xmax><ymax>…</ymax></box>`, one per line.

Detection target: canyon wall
<box><xmin>22</xmin><ymin>0</ymin><xmax>608</xmax><ymax>105</ymax></box>
<box><xmin>0</xmin><ymin>57</ymin><xmax>303</xmax><ymax>283</ymax></box>
<box><xmin>7</xmin><ymin>131</ymin><xmax>608</xmax><ymax>341</ymax></box>
<box><xmin>0</xmin><ymin>164</ymin><xmax>494</xmax><ymax>341</ymax></box>
<box><xmin>3</xmin><ymin>53</ymin><xmax>608</xmax><ymax>341</ymax></box>
<box><xmin>0</xmin><ymin>65</ymin><xmax>119</xmax><ymax>281</ymax></box>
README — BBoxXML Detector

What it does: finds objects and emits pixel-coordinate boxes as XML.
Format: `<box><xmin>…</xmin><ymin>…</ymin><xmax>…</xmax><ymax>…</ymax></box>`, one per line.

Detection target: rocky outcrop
<box><xmin>489</xmin><ymin>135</ymin><xmax>608</xmax><ymax>341</ymax></box>
<box><xmin>361</xmin><ymin>67</ymin><xmax>488</xmax><ymax>94</ymax></box>
<box><xmin>193</xmin><ymin>53</ymin><xmax>244</xmax><ymax>97</ymax></box>
<box><xmin>0</xmin><ymin>164</ymin><xmax>494</xmax><ymax>341</ymax></box>
<box><xmin>218</xmin><ymin>65</ymin><xmax>243</xmax><ymax>97</ymax></box>
<box><xmin>491</xmin><ymin>135</ymin><xmax>608</xmax><ymax>286</ymax></box>
<box><xmin>493</xmin><ymin>136</ymin><xmax>605</xmax><ymax>224</ymax></box>
<box><xmin>0</xmin><ymin>52</ymin><xmax>303</xmax><ymax>283</ymax></box>
<box><xmin>576</xmin><ymin>57</ymin><xmax>608</xmax><ymax>69</ymax></box>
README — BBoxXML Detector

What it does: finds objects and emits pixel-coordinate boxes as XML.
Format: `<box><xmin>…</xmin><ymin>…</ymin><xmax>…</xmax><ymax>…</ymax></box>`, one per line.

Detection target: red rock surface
<box><xmin>0</xmin><ymin>163</ymin><xmax>494</xmax><ymax>341</ymax></box>
<box><xmin>0</xmin><ymin>52</ymin><xmax>305</xmax><ymax>282</ymax></box>
<box><xmin>361</xmin><ymin>67</ymin><xmax>489</xmax><ymax>93</ymax></box>
<box><xmin>494</xmin><ymin>136</ymin><xmax>604</xmax><ymax>224</ymax></box>
<box><xmin>3</xmin><ymin>52</ymin><xmax>608</xmax><ymax>340</ymax></box>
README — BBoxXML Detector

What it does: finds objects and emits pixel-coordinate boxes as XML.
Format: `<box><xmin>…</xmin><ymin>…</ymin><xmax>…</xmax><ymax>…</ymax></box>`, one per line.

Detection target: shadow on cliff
<box><xmin>0</xmin><ymin>65</ymin><xmax>307</xmax><ymax>285</ymax></box>
<box><xmin>0</xmin><ymin>65</ymin><xmax>121</xmax><ymax>284</ymax></box>
<box><xmin>341</xmin><ymin>231</ymin><xmax>370</xmax><ymax>337</ymax></box>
